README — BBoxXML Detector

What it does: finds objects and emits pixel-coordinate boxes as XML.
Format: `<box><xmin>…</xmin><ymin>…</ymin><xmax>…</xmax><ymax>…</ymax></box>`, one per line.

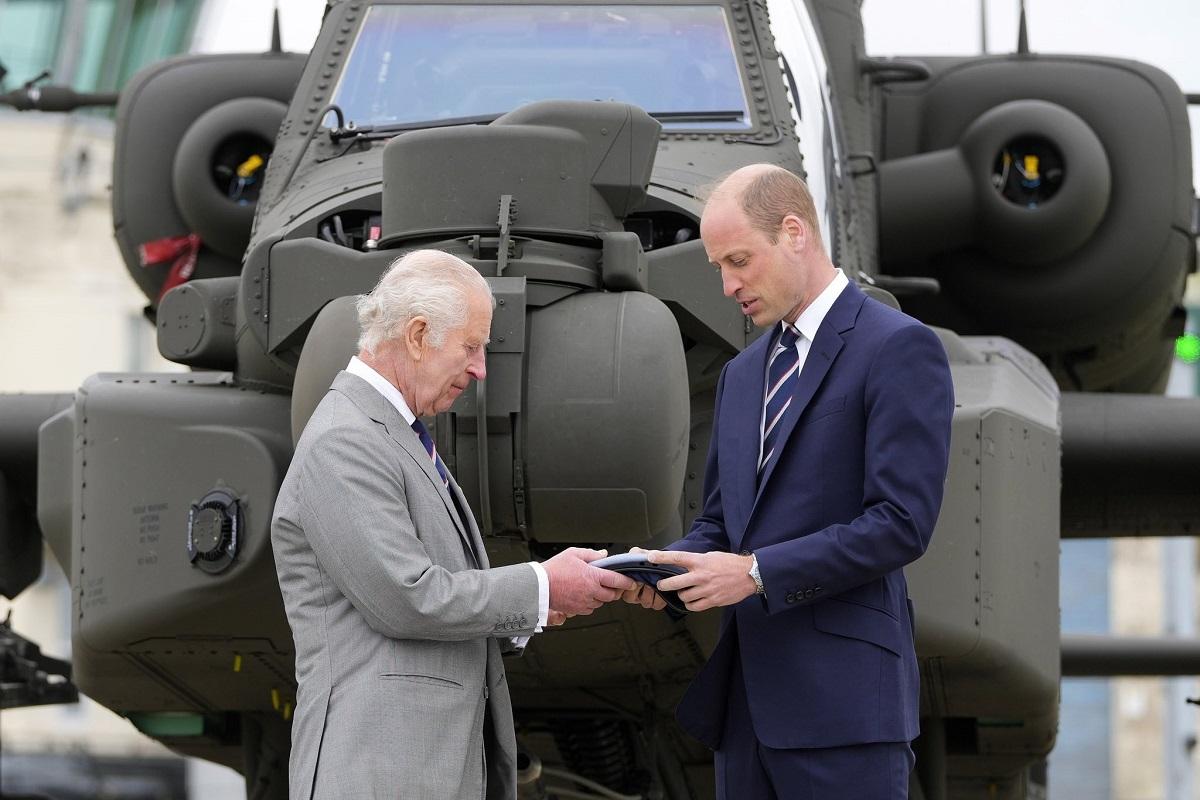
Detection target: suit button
<box><xmin>805</xmin><ymin>589</ymin><xmax>814</xmax><ymax>599</ymax></box>
<box><xmin>786</xmin><ymin>592</ymin><xmax>796</xmax><ymax>604</ymax></box>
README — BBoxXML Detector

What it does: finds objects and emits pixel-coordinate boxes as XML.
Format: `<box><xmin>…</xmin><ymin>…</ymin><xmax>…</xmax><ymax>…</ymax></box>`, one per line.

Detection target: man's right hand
<box><xmin>619</xmin><ymin>546</ymin><xmax>667</xmax><ymax>610</ymax></box>
<box><xmin>542</xmin><ymin>547</ymin><xmax>637</xmax><ymax>618</ymax></box>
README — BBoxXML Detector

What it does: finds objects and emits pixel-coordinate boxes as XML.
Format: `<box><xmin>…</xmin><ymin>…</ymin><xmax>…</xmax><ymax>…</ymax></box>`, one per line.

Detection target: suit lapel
<box><xmin>449</xmin><ymin>477</ymin><xmax>489</xmax><ymax>568</ymax></box>
<box><xmin>386</xmin><ymin>422</ymin><xmax>481</xmax><ymax>567</ymax></box>
<box><xmin>753</xmin><ymin>284</ymin><xmax>865</xmax><ymax>504</ymax></box>
<box><xmin>728</xmin><ymin>335</ymin><xmax>771</xmax><ymax>527</ymax></box>
<box><xmin>333</xmin><ymin>373</ymin><xmax>480</xmax><ymax>565</ymax></box>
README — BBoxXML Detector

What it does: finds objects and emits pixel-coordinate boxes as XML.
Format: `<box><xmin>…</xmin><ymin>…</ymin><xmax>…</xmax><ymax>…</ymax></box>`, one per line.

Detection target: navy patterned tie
<box><xmin>412</xmin><ymin>418</ymin><xmax>479</xmax><ymax>566</ymax></box>
<box><xmin>410</xmin><ymin>418</ymin><xmax>450</xmax><ymax>488</ymax></box>
<box><xmin>760</xmin><ymin>325</ymin><xmax>801</xmax><ymax>475</ymax></box>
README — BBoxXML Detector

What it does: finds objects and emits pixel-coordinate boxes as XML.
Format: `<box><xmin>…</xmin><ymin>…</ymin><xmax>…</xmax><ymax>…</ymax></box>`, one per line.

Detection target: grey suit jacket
<box><xmin>272</xmin><ymin>372</ymin><xmax>540</xmax><ymax>800</ymax></box>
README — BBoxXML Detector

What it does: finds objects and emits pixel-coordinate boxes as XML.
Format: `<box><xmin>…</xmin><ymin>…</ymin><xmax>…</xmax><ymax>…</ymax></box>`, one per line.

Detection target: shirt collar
<box><xmin>346</xmin><ymin>356</ymin><xmax>417</xmax><ymax>425</ymax></box>
<box><xmin>784</xmin><ymin>268</ymin><xmax>848</xmax><ymax>343</ymax></box>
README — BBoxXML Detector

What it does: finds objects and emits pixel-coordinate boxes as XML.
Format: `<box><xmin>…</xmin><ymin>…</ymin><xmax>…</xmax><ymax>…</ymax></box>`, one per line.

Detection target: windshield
<box><xmin>765</xmin><ymin>0</ymin><xmax>841</xmax><ymax>257</ymax></box>
<box><xmin>331</xmin><ymin>4</ymin><xmax>752</xmax><ymax>131</ymax></box>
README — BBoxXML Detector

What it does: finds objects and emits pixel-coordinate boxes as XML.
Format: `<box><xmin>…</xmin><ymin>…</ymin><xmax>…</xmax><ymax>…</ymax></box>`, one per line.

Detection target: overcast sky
<box><xmin>863</xmin><ymin>0</ymin><xmax>1200</xmax><ymax>89</ymax></box>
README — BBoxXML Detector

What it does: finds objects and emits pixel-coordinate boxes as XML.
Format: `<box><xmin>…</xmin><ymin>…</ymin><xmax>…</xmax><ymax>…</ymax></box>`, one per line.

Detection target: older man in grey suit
<box><xmin>272</xmin><ymin>250</ymin><xmax>635</xmax><ymax>800</ymax></box>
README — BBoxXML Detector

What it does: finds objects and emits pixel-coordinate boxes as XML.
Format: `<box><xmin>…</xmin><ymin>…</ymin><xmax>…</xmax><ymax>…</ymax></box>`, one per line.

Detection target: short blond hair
<box><xmin>721</xmin><ymin>165</ymin><xmax>822</xmax><ymax>246</ymax></box>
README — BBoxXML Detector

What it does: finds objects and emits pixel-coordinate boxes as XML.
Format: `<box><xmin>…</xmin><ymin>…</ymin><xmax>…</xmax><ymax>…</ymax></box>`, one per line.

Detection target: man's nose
<box><xmin>721</xmin><ymin>269</ymin><xmax>739</xmax><ymax>298</ymax></box>
<box><xmin>468</xmin><ymin>351</ymin><xmax>487</xmax><ymax>381</ymax></box>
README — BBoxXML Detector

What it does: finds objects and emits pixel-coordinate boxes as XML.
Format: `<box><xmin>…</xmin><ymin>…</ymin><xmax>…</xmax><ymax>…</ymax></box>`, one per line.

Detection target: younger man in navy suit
<box><xmin>626</xmin><ymin>164</ymin><xmax>954</xmax><ymax>799</ymax></box>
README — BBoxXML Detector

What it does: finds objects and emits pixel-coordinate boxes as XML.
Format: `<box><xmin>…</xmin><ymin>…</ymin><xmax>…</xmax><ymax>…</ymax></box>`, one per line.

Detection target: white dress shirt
<box><xmin>758</xmin><ymin>268</ymin><xmax>849</xmax><ymax>464</ymax></box>
<box><xmin>346</xmin><ymin>357</ymin><xmax>550</xmax><ymax>639</ymax></box>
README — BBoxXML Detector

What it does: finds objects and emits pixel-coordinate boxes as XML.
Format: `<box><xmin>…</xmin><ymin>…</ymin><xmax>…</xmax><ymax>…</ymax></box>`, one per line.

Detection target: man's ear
<box><xmin>781</xmin><ymin>214</ymin><xmax>807</xmax><ymax>251</ymax></box>
<box><xmin>403</xmin><ymin>316</ymin><xmax>430</xmax><ymax>361</ymax></box>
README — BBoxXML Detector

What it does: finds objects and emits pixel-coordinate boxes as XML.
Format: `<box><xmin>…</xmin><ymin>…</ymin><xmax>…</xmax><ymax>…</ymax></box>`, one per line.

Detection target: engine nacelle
<box><xmin>877</xmin><ymin>55</ymin><xmax>1194</xmax><ymax>392</ymax></box>
<box><xmin>112</xmin><ymin>53</ymin><xmax>304</xmax><ymax>307</ymax></box>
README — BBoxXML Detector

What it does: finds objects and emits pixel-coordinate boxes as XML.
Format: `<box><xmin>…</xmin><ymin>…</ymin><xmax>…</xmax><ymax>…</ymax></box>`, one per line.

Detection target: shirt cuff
<box><xmin>529</xmin><ymin>561</ymin><xmax>549</xmax><ymax>632</ymax></box>
<box><xmin>511</xmin><ymin>562</ymin><xmax>550</xmax><ymax>649</ymax></box>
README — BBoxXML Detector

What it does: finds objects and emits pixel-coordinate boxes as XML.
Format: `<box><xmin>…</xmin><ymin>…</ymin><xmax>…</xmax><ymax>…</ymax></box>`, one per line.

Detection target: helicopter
<box><xmin>1</xmin><ymin>0</ymin><xmax>1198</xmax><ymax>798</ymax></box>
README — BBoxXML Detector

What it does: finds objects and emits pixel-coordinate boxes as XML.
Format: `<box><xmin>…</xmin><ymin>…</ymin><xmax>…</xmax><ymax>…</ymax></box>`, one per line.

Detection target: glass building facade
<box><xmin>0</xmin><ymin>0</ymin><xmax>200</xmax><ymax>96</ymax></box>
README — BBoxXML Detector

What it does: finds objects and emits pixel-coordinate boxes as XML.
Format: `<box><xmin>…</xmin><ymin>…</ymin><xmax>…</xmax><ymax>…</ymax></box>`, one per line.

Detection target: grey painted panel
<box><xmin>907</xmin><ymin>411</ymin><xmax>982</xmax><ymax>661</ymax></box>
<box><xmin>525</xmin><ymin>291</ymin><xmax>688</xmax><ymax>543</ymax></box>
<box><xmin>35</xmin><ymin>406</ymin><xmax>76</xmax><ymax>578</ymax></box>
<box><xmin>71</xmin><ymin>375</ymin><xmax>293</xmax><ymax>665</ymax></box>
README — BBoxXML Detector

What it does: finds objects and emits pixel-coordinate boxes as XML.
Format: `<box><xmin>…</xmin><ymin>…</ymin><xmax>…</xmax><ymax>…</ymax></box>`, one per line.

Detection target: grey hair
<box><xmin>356</xmin><ymin>250</ymin><xmax>493</xmax><ymax>355</ymax></box>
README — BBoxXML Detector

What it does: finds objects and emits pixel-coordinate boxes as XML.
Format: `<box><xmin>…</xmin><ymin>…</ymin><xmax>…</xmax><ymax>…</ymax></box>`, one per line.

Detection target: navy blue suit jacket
<box><xmin>670</xmin><ymin>282</ymin><xmax>954</xmax><ymax>751</ymax></box>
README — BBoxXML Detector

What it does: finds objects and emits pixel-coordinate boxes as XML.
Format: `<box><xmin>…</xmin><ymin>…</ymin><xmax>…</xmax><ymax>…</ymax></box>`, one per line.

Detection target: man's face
<box><xmin>700</xmin><ymin>194</ymin><xmax>808</xmax><ymax>327</ymax></box>
<box><xmin>408</xmin><ymin>290</ymin><xmax>492</xmax><ymax>417</ymax></box>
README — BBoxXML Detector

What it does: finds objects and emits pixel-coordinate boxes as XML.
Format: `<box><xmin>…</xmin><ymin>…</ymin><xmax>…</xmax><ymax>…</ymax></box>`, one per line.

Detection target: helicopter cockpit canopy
<box><xmin>330</xmin><ymin>3</ymin><xmax>753</xmax><ymax>131</ymax></box>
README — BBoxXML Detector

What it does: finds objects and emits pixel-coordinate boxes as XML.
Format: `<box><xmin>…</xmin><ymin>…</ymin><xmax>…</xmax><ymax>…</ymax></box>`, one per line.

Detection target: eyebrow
<box><xmin>711</xmin><ymin>249</ymin><xmax>748</xmax><ymax>266</ymax></box>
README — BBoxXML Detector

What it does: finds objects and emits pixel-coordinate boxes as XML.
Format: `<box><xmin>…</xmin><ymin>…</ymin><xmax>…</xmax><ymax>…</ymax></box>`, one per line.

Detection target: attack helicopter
<box><xmin>2</xmin><ymin>0</ymin><xmax>1198</xmax><ymax>798</ymax></box>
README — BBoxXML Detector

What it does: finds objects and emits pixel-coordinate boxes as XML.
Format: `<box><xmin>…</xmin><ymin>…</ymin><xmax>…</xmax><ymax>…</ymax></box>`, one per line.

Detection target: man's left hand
<box><xmin>648</xmin><ymin>551</ymin><xmax>757</xmax><ymax>612</ymax></box>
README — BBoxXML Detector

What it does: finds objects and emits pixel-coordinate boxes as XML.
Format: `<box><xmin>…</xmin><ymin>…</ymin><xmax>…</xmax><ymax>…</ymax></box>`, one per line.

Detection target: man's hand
<box><xmin>618</xmin><ymin>547</ymin><xmax>667</xmax><ymax>610</ymax></box>
<box><xmin>542</xmin><ymin>547</ymin><xmax>637</xmax><ymax>618</ymax></box>
<box><xmin>622</xmin><ymin>583</ymin><xmax>668</xmax><ymax>610</ymax></box>
<box><xmin>648</xmin><ymin>550</ymin><xmax>757</xmax><ymax>612</ymax></box>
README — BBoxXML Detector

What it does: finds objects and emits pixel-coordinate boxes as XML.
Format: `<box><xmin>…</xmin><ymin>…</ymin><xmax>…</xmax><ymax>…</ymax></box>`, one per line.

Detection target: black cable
<box><xmin>276</xmin><ymin>103</ymin><xmax>346</xmax><ymax>195</ymax></box>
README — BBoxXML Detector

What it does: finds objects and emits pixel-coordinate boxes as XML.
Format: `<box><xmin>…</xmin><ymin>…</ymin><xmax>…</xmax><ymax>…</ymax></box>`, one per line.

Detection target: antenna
<box><xmin>270</xmin><ymin>3</ymin><xmax>283</xmax><ymax>54</ymax></box>
<box><xmin>1017</xmin><ymin>0</ymin><xmax>1030</xmax><ymax>55</ymax></box>
<box><xmin>980</xmin><ymin>0</ymin><xmax>988</xmax><ymax>55</ymax></box>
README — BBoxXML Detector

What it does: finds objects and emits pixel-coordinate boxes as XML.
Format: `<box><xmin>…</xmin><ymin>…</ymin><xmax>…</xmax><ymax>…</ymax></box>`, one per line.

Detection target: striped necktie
<box><xmin>760</xmin><ymin>325</ymin><xmax>801</xmax><ymax>475</ymax></box>
<box><xmin>410</xmin><ymin>418</ymin><xmax>450</xmax><ymax>488</ymax></box>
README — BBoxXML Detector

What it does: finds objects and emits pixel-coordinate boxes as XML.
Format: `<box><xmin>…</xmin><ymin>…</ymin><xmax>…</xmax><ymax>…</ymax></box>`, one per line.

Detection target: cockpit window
<box><xmin>765</xmin><ymin>0</ymin><xmax>841</xmax><ymax>258</ymax></box>
<box><xmin>332</xmin><ymin>4</ymin><xmax>752</xmax><ymax>130</ymax></box>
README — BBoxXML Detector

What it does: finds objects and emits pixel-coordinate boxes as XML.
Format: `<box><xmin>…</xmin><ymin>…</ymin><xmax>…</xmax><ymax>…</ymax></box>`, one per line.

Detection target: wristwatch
<box><xmin>748</xmin><ymin>553</ymin><xmax>766</xmax><ymax>596</ymax></box>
